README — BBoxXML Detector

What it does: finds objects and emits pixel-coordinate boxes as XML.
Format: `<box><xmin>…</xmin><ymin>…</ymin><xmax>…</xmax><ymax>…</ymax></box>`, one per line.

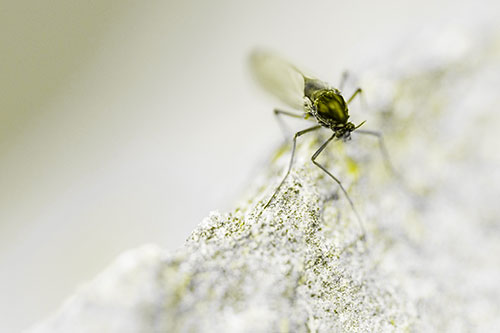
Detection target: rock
<box><xmin>30</xmin><ymin>29</ymin><xmax>500</xmax><ymax>332</ymax></box>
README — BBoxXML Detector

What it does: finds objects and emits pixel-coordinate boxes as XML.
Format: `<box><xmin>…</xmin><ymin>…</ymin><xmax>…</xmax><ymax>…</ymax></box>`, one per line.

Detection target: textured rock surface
<box><xmin>31</xmin><ymin>30</ymin><xmax>500</xmax><ymax>332</ymax></box>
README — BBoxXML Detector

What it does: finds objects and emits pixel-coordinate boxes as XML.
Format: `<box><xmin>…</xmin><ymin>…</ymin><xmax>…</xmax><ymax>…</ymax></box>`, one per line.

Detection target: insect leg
<box><xmin>311</xmin><ymin>134</ymin><xmax>366</xmax><ymax>238</ymax></box>
<box><xmin>355</xmin><ymin>129</ymin><xmax>398</xmax><ymax>177</ymax></box>
<box><xmin>355</xmin><ymin>129</ymin><xmax>422</xmax><ymax>208</ymax></box>
<box><xmin>274</xmin><ymin>109</ymin><xmax>306</xmax><ymax>140</ymax></box>
<box><xmin>339</xmin><ymin>71</ymin><xmax>349</xmax><ymax>91</ymax></box>
<box><xmin>263</xmin><ymin>125</ymin><xmax>321</xmax><ymax>209</ymax></box>
<box><xmin>347</xmin><ymin>88</ymin><xmax>363</xmax><ymax>104</ymax></box>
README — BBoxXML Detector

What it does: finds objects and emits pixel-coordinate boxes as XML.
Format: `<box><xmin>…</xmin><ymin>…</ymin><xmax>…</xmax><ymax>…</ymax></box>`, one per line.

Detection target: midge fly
<box><xmin>250</xmin><ymin>50</ymin><xmax>393</xmax><ymax>237</ymax></box>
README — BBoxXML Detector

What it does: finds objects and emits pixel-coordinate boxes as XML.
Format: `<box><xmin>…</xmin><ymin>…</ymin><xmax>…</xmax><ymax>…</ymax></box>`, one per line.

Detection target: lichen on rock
<box><xmin>31</xmin><ymin>29</ymin><xmax>500</xmax><ymax>333</ymax></box>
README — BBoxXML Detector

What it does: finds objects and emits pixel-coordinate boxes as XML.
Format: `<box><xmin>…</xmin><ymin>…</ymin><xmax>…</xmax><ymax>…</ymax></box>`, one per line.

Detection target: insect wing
<box><xmin>250</xmin><ymin>50</ymin><xmax>306</xmax><ymax>110</ymax></box>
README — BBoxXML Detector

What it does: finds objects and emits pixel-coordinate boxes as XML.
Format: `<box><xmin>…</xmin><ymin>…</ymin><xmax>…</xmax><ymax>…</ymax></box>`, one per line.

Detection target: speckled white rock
<box><xmin>30</xmin><ymin>29</ymin><xmax>500</xmax><ymax>333</ymax></box>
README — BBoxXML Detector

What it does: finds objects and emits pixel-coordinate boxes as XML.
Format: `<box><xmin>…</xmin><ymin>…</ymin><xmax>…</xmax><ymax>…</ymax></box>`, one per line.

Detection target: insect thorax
<box><xmin>305</xmin><ymin>86</ymin><xmax>350</xmax><ymax>122</ymax></box>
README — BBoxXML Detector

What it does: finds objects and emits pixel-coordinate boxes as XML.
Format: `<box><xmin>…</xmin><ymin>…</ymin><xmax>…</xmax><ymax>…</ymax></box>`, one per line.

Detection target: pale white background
<box><xmin>0</xmin><ymin>1</ymin><xmax>498</xmax><ymax>331</ymax></box>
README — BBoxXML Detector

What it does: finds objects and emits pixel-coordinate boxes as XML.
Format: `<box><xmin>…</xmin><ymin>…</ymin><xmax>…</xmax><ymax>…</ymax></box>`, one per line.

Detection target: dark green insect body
<box><xmin>250</xmin><ymin>50</ymin><xmax>392</xmax><ymax>239</ymax></box>
<box><xmin>304</xmin><ymin>77</ymin><xmax>361</xmax><ymax>140</ymax></box>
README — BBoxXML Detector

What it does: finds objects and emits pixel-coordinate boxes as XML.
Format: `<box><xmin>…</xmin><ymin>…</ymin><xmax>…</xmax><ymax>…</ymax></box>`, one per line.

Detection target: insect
<box><xmin>250</xmin><ymin>50</ymin><xmax>394</xmax><ymax>237</ymax></box>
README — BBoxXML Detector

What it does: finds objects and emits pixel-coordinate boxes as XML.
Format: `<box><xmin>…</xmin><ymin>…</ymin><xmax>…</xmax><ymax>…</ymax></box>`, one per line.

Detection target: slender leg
<box><xmin>274</xmin><ymin>109</ymin><xmax>305</xmax><ymax>139</ymax></box>
<box><xmin>339</xmin><ymin>71</ymin><xmax>349</xmax><ymax>91</ymax></box>
<box><xmin>311</xmin><ymin>134</ymin><xmax>366</xmax><ymax>238</ymax></box>
<box><xmin>263</xmin><ymin>125</ymin><xmax>322</xmax><ymax>209</ymax></box>
<box><xmin>354</xmin><ymin>129</ymin><xmax>398</xmax><ymax>178</ymax></box>
<box><xmin>347</xmin><ymin>88</ymin><xmax>363</xmax><ymax>104</ymax></box>
<box><xmin>274</xmin><ymin>109</ymin><xmax>304</xmax><ymax>119</ymax></box>
<box><xmin>354</xmin><ymin>129</ymin><xmax>422</xmax><ymax>211</ymax></box>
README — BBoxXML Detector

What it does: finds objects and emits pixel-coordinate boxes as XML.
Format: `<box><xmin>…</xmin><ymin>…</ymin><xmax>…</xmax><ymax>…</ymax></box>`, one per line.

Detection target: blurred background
<box><xmin>1</xmin><ymin>0</ymin><xmax>498</xmax><ymax>331</ymax></box>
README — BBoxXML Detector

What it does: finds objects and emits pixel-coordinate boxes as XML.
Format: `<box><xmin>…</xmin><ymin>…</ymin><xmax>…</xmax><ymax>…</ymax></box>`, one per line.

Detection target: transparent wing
<box><xmin>249</xmin><ymin>50</ymin><xmax>306</xmax><ymax>110</ymax></box>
